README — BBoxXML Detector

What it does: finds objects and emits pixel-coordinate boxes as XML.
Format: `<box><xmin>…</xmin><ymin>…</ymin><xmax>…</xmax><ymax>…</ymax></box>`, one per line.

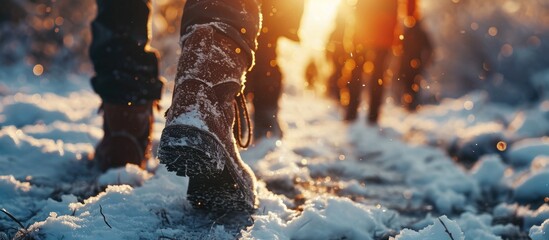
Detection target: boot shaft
<box><xmin>167</xmin><ymin>25</ymin><xmax>249</xmax><ymax>131</ymax></box>
<box><xmin>175</xmin><ymin>25</ymin><xmax>247</xmax><ymax>90</ymax></box>
<box><xmin>96</xmin><ymin>102</ymin><xmax>154</xmax><ymax>171</ymax></box>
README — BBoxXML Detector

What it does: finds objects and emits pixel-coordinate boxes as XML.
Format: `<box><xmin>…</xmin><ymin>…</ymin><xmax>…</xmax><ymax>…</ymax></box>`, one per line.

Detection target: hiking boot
<box><xmin>94</xmin><ymin>102</ymin><xmax>153</xmax><ymax>171</ymax></box>
<box><xmin>157</xmin><ymin>25</ymin><xmax>257</xmax><ymax>212</ymax></box>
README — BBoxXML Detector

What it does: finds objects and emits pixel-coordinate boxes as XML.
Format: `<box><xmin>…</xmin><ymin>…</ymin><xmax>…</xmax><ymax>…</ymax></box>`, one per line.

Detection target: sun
<box><xmin>299</xmin><ymin>0</ymin><xmax>342</xmax><ymax>50</ymax></box>
<box><xmin>274</xmin><ymin>0</ymin><xmax>342</xmax><ymax>93</ymax></box>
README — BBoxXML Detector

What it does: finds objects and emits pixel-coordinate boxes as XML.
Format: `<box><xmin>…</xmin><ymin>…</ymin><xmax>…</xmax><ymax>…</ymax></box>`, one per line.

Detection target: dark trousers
<box><xmin>245</xmin><ymin>0</ymin><xmax>304</xmax><ymax>113</ymax></box>
<box><xmin>398</xmin><ymin>56</ymin><xmax>422</xmax><ymax>111</ymax></box>
<box><xmin>246</xmin><ymin>32</ymin><xmax>281</xmax><ymax>112</ymax></box>
<box><xmin>346</xmin><ymin>48</ymin><xmax>390</xmax><ymax>123</ymax></box>
<box><xmin>397</xmin><ymin>22</ymin><xmax>432</xmax><ymax>111</ymax></box>
<box><xmin>90</xmin><ymin>0</ymin><xmax>260</xmax><ymax>105</ymax></box>
<box><xmin>327</xmin><ymin>45</ymin><xmax>347</xmax><ymax>101</ymax></box>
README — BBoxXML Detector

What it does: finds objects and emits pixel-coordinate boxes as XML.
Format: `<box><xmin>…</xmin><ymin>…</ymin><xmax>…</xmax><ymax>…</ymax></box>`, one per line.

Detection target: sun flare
<box><xmin>299</xmin><ymin>0</ymin><xmax>341</xmax><ymax>50</ymax></box>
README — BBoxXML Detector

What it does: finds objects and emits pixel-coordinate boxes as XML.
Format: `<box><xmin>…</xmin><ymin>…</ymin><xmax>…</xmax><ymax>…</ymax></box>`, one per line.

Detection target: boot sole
<box><xmin>158</xmin><ymin>125</ymin><xmax>226</xmax><ymax>178</ymax></box>
<box><xmin>158</xmin><ymin>125</ymin><xmax>255</xmax><ymax>212</ymax></box>
<box><xmin>187</xmin><ymin>169</ymin><xmax>254</xmax><ymax>212</ymax></box>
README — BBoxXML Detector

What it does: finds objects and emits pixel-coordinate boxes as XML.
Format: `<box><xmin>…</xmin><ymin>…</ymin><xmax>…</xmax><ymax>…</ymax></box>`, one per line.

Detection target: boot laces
<box><xmin>233</xmin><ymin>91</ymin><xmax>252</xmax><ymax>148</ymax></box>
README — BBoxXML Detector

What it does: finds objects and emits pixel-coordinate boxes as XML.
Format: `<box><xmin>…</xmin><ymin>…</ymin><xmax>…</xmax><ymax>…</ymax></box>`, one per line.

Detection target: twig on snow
<box><xmin>158</xmin><ymin>236</ymin><xmax>176</xmax><ymax>240</ymax></box>
<box><xmin>158</xmin><ymin>230</ymin><xmax>177</xmax><ymax>240</ymax></box>
<box><xmin>295</xmin><ymin>219</ymin><xmax>312</xmax><ymax>233</ymax></box>
<box><xmin>1</xmin><ymin>209</ymin><xmax>32</xmax><ymax>239</ymax></box>
<box><xmin>1</xmin><ymin>208</ymin><xmax>25</xmax><ymax>229</ymax></box>
<box><xmin>206</xmin><ymin>213</ymin><xmax>227</xmax><ymax>238</ymax></box>
<box><xmin>99</xmin><ymin>205</ymin><xmax>112</xmax><ymax>229</ymax></box>
<box><xmin>438</xmin><ymin>217</ymin><xmax>455</xmax><ymax>240</ymax></box>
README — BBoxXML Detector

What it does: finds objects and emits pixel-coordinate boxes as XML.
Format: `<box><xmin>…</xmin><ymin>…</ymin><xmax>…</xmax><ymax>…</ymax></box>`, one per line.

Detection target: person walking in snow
<box><xmin>345</xmin><ymin>0</ymin><xmax>399</xmax><ymax>124</ymax></box>
<box><xmin>90</xmin><ymin>0</ymin><xmax>262</xmax><ymax>212</ymax></box>
<box><xmin>245</xmin><ymin>0</ymin><xmax>304</xmax><ymax>140</ymax></box>
<box><xmin>395</xmin><ymin>0</ymin><xmax>433</xmax><ymax>111</ymax></box>
<box><xmin>90</xmin><ymin>0</ymin><xmax>163</xmax><ymax>171</ymax></box>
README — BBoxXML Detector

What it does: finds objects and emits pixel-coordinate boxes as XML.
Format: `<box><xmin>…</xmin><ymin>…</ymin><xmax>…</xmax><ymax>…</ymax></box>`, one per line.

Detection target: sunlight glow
<box><xmin>299</xmin><ymin>0</ymin><xmax>341</xmax><ymax>51</ymax></box>
<box><xmin>276</xmin><ymin>0</ymin><xmax>340</xmax><ymax>93</ymax></box>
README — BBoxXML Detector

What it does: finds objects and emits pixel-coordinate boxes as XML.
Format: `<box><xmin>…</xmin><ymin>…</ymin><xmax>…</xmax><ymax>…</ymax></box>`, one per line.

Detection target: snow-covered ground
<box><xmin>1</xmin><ymin>62</ymin><xmax>549</xmax><ymax>239</ymax></box>
<box><xmin>2</xmin><ymin>0</ymin><xmax>549</xmax><ymax>239</ymax></box>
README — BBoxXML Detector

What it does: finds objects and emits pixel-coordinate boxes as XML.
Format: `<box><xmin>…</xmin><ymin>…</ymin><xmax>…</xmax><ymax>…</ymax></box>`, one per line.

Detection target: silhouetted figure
<box><xmin>0</xmin><ymin>0</ymin><xmax>26</xmax><ymax>65</ymax></box>
<box><xmin>245</xmin><ymin>0</ymin><xmax>304</xmax><ymax>140</ymax></box>
<box><xmin>90</xmin><ymin>0</ymin><xmax>164</xmax><ymax>171</ymax></box>
<box><xmin>326</xmin><ymin>0</ymin><xmax>353</xmax><ymax>102</ymax></box>
<box><xmin>396</xmin><ymin>0</ymin><xmax>433</xmax><ymax>111</ymax></box>
<box><xmin>305</xmin><ymin>58</ymin><xmax>319</xmax><ymax>89</ymax></box>
<box><xmin>346</xmin><ymin>0</ymin><xmax>398</xmax><ymax>124</ymax></box>
<box><xmin>0</xmin><ymin>0</ymin><xmax>25</xmax><ymax>24</ymax></box>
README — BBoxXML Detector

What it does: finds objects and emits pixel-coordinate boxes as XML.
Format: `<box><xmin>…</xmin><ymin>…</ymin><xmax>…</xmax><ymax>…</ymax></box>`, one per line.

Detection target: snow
<box><xmin>470</xmin><ymin>155</ymin><xmax>506</xmax><ymax>190</ymax></box>
<box><xmin>22</xmin><ymin>168</ymin><xmax>190</xmax><ymax>240</ymax></box>
<box><xmin>530</xmin><ymin>219</ymin><xmax>549</xmax><ymax>240</ymax></box>
<box><xmin>246</xmin><ymin>197</ymin><xmax>400</xmax><ymax>240</ymax></box>
<box><xmin>1</xmin><ymin>0</ymin><xmax>549</xmax><ymax>239</ymax></box>
<box><xmin>4</xmin><ymin>75</ymin><xmax>548</xmax><ymax>239</ymax></box>
<box><xmin>514</xmin><ymin>171</ymin><xmax>549</xmax><ymax>202</ymax></box>
<box><xmin>97</xmin><ymin>164</ymin><xmax>154</xmax><ymax>187</ymax></box>
<box><xmin>392</xmin><ymin>215</ymin><xmax>464</xmax><ymax>240</ymax></box>
<box><xmin>507</xmin><ymin>139</ymin><xmax>549</xmax><ymax>167</ymax></box>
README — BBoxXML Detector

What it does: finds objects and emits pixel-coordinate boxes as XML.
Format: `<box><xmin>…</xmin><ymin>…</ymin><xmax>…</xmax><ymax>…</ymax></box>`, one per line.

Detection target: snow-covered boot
<box><xmin>95</xmin><ymin>102</ymin><xmax>153</xmax><ymax>171</ymax></box>
<box><xmin>158</xmin><ymin>25</ymin><xmax>257</xmax><ymax>212</ymax></box>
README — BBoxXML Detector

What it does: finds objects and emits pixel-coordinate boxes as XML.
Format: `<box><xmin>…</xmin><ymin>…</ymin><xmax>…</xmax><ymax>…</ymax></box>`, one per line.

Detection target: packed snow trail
<box><xmin>2</xmin><ymin>0</ymin><xmax>549</xmax><ymax>238</ymax></box>
<box><xmin>1</xmin><ymin>73</ymin><xmax>548</xmax><ymax>239</ymax></box>
<box><xmin>2</xmin><ymin>0</ymin><xmax>549</xmax><ymax>235</ymax></box>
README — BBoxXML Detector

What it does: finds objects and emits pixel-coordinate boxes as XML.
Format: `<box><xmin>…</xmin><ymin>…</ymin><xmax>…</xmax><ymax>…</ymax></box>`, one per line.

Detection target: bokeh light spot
<box><xmin>464</xmin><ymin>100</ymin><xmax>474</xmax><ymax>110</ymax></box>
<box><xmin>500</xmin><ymin>44</ymin><xmax>513</xmax><ymax>57</ymax></box>
<box><xmin>497</xmin><ymin>141</ymin><xmax>507</xmax><ymax>151</ymax></box>
<box><xmin>33</xmin><ymin>64</ymin><xmax>44</xmax><ymax>76</ymax></box>
<box><xmin>488</xmin><ymin>27</ymin><xmax>498</xmax><ymax>36</ymax></box>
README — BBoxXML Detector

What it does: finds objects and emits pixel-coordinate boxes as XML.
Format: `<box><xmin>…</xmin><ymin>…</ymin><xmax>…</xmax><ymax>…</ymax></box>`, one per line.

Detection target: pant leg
<box><xmin>247</xmin><ymin>32</ymin><xmax>282</xmax><ymax>112</ymax></box>
<box><xmin>246</xmin><ymin>32</ymin><xmax>284</xmax><ymax>138</ymax></box>
<box><xmin>327</xmin><ymin>47</ymin><xmax>346</xmax><ymax>101</ymax></box>
<box><xmin>367</xmin><ymin>49</ymin><xmax>390</xmax><ymax>123</ymax></box>
<box><xmin>399</xmin><ymin>57</ymin><xmax>422</xmax><ymax>111</ymax></box>
<box><xmin>90</xmin><ymin>0</ymin><xmax>163</xmax><ymax>105</ymax></box>
<box><xmin>345</xmin><ymin>52</ymin><xmax>365</xmax><ymax>121</ymax></box>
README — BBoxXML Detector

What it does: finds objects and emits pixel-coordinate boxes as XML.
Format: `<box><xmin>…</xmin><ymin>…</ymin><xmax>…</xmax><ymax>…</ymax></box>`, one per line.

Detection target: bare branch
<box><xmin>99</xmin><ymin>205</ymin><xmax>112</xmax><ymax>229</ymax></box>
<box><xmin>438</xmin><ymin>217</ymin><xmax>455</xmax><ymax>240</ymax></box>
<box><xmin>1</xmin><ymin>208</ymin><xmax>25</xmax><ymax>229</ymax></box>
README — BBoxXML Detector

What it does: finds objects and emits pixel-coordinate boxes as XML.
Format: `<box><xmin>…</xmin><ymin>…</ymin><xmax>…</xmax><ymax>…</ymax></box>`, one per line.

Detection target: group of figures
<box><xmin>325</xmin><ymin>0</ymin><xmax>433</xmax><ymax>124</ymax></box>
